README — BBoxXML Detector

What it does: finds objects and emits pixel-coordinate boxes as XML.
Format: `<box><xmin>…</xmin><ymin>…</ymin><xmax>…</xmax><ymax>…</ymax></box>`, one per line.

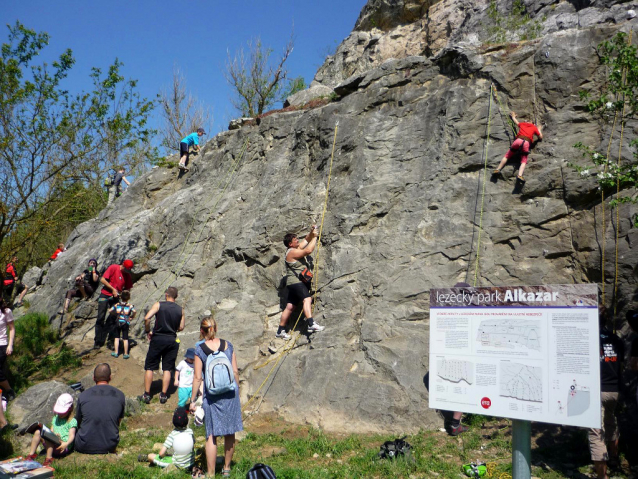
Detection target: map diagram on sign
<box><xmin>499</xmin><ymin>362</ymin><xmax>542</xmax><ymax>402</ymax></box>
<box><xmin>437</xmin><ymin>359</ymin><xmax>474</xmax><ymax>385</ymax></box>
<box><xmin>477</xmin><ymin>319</ymin><xmax>541</xmax><ymax>351</ymax></box>
<box><xmin>567</xmin><ymin>380</ymin><xmax>590</xmax><ymax>416</ymax></box>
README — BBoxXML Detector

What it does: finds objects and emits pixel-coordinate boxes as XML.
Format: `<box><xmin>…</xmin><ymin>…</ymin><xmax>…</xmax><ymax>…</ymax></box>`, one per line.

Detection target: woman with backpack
<box><xmin>189</xmin><ymin>315</ymin><xmax>243</xmax><ymax>478</ymax></box>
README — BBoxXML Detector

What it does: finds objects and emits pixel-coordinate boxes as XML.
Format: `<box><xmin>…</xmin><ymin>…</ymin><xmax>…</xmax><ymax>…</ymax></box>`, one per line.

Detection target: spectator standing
<box><xmin>109</xmin><ymin>290</ymin><xmax>136</xmax><ymax>359</ymax></box>
<box><xmin>61</xmin><ymin>258</ymin><xmax>100</xmax><ymax>315</ymax></box>
<box><xmin>589</xmin><ymin>309</ymin><xmax>623</xmax><ymax>479</ymax></box>
<box><xmin>3</xmin><ymin>256</ymin><xmax>28</xmax><ymax>308</ymax></box>
<box><xmin>94</xmin><ymin>260</ymin><xmax>133</xmax><ymax>349</ymax></box>
<box><xmin>0</xmin><ymin>298</ymin><xmax>15</xmax><ymax>401</ymax></box>
<box><xmin>74</xmin><ymin>363</ymin><xmax>125</xmax><ymax>454</ymax></box>
<box><xmin>189</xmin><ymin>316</ymin><xmax>243</xmax><ymax>478</ymax></box>
<box><xmin>174</xmin><ymin>348</ymin><xmax>195</xmax><ymax>408</ymax></box>
<box><xmin>140</xmin><ymin>287</ymin><xmax>184</xmax><ymax>404</ymax></box>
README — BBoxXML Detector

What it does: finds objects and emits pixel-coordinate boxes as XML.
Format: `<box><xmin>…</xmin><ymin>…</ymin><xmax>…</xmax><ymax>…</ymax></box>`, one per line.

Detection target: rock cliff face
<box><xmin>23</xmin><ymin>0</ymin><xmax>638</xmax><ymax>433</ymax></box>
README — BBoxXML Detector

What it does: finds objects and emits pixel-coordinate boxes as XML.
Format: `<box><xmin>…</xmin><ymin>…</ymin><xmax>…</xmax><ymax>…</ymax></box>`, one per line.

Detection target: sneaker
<box><xmin>492</xmin><ymin>169</ymin><xmax>501</xmax><ymax>175</ymax></box>
<box><xmin>447</xmin><ymin>424</ymin><xmax>469</xmax><ymax>436</ymax></box>
<box><xmin>13</xmin><ymin>302</ymin><xmax>23</xmax><ymax>308</ymax></box>
<box><xmin>308</xmin><ymin>323</ymin><xmax>325</xmax><ymax>332</ymax></box>
<box><xmin>25</xmin><ymin>454</ymin><xmax>37</xmax><ymax>461</ymax></box>
<box><xmin>517</xmin><ymin>175</ymin><xmax>525</xmax><ymax>182</ymax></box>
<box><xmin>137</xmin><ymin>454</ymin><xmax>147</xmax><ymax>463</ymax></box>
<box><xmin>159</xmin><ymin>393</ymin><xmax>168</xmax><ymax>404</ymax></box>
<box><xmin>4</xmin><ymin>390</ymin><xmax>15</xmax><ymax>402</ymax></box>
<box><xmin>275</xmin><ymin>331</ymin><xmax>291</xmax><ymax>340</ymax></box>
<box><xmin>111</xmin><ymin>352</ymin><xmax>119</xmax><ymax>358</ymax></box>
<box><xmin>138</xmin><ymin>393</ymin><xmax>151</xmax><ymax>404</ymax></box>
<box><xmin>43</xmin><ymin>458</ymin><xmax>54</xmax><ymax>468</ymax></box>
<box><xmin>123</xmin><ymin>354</ymin><xmax>130</xmax><ymax>359</ymax></box>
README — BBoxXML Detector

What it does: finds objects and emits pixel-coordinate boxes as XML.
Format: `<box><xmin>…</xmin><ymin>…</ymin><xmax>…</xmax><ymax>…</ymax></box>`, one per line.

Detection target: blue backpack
<box><xmin>205</xmin><ymin>339</ymin><xmax>236</xmax><ymax>396</ymax></box>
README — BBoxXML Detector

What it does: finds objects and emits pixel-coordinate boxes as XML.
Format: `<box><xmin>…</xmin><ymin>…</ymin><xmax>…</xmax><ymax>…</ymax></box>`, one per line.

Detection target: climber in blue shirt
<box><xmin>178</xmin><ymin>128</ymin><xmax>206</xmax><ymax>172</ymax></box>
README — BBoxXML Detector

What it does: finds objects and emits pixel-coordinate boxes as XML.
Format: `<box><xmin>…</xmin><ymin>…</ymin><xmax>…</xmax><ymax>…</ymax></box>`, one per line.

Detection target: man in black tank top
<box><xmin>139</xmin><ymin>287</ymin><xmax>185</xmax><ymax>405</ymax></box>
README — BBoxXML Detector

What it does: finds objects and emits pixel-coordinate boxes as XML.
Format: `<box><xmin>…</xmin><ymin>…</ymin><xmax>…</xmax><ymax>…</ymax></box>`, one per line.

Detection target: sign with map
<box><xmin>428</xmin><ymin>284</ymin><xmax>601</xmax><ymax>428</ymax></box>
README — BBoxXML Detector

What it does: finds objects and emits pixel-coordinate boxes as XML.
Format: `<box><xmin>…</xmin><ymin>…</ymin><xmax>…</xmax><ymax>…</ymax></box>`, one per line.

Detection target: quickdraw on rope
<box><xmin>469</xmin><ymin>84</ymin><xmax>493</xmax><ymax>287</ymax></box>
<box><xmin>242</xmin><ymin>122</ymin><xmax>339</xmax><ymax>418</ymax></box>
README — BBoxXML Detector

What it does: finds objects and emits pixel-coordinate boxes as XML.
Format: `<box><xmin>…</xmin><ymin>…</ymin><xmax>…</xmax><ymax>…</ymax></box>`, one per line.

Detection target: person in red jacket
<box><xmin>493</xmin><ymin>111</ymin><xmax>543</xmax><ymax>181</ymax></box>
<box><xmin>94</xmin><ymin>260</ymin><xmax>134</xmax><ymax>349</ymax></box>
<box><xmin>50</xmin><ymin>243</ymin><xmax>65</xmax><ymax>260</ymax></box>
<box><xmin>3</xmin><ymin>257</ymin><xmax>28</xmax><ymax>308</ymax></box>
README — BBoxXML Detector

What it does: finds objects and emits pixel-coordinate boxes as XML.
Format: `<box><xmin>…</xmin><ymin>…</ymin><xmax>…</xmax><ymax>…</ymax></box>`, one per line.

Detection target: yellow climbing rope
<box><xmin>472</xmin><ymin>84</ymin><xmax>494</xmax><ymax>287</ymax></box>
<box><xmin>242</xmin><ymin>122</ymin><xmax>339</xmax><ymax>417</ymax></box>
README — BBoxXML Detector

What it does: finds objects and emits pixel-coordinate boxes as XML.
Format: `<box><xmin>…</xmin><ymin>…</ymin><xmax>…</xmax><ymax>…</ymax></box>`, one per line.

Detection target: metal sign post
<box><xmin>512</xmin><ymin>420</ymin><xmax>531</xmax><ymax>479</ymax></box>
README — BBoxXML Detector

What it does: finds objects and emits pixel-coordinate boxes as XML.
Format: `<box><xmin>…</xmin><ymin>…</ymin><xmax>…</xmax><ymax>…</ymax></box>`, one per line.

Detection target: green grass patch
<box><xmin>10</xmin><ymin>312</ymin><xmax>82</xmax><ymax>393</ymax></box>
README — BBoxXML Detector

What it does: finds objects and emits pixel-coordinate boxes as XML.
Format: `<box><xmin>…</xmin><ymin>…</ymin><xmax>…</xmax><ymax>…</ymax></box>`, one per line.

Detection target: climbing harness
<box><xmin>466</xmin><ymin>84</ymin><xmax>493</xmax><ymax>287</ymax></box>
<box><xmin>242</xmin><ymin>122</ymin><xmax>339</xmax><ymax>418</ymax></box>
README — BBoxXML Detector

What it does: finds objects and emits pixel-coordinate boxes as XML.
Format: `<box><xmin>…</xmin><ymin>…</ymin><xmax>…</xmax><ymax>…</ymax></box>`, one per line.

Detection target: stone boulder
<box><xmin>284</xmin><ymin>85</ymin><xmax>334</xmax><ymax>108</ymax></box>
<box><xmin>10</xmin><ymin>381</ymin><xmax>75</xmax><ymax>431</ymax></box>
<box><xmin>21</xmin><ymin>267</ymin><xmax>43</xmax><ymax>290</ymax></box>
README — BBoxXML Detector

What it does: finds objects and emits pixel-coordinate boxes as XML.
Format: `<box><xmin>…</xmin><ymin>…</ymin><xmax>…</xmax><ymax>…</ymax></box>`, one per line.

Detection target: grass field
<box><xmin>1</xmin><ymin>411</ymin><xmax>628</xmax><ymax>479</ymax></box>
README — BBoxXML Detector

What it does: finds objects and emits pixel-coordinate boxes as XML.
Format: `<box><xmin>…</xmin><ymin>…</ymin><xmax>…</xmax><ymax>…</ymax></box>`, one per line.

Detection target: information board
<box><xmin>428</xmin><ymin>284</ymin><xmax>601</xmax><ymax>428</ymax></box>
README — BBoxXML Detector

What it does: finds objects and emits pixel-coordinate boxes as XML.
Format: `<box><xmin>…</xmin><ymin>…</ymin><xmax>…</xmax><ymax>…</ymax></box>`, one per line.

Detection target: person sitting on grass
<box><xmin>493</xmin><ymin>111</ymin><xmax>543</xmax><ymax>182</ymax></box>
<box><xmin>109</xmin><ymin>290</ymin><xmax>136</xmax><ymax>359</ymax></box>
<box><xmin>26</xmin><ymin>393</ymin><xmax>77</xmax><ymax>467</ymax></box>
<box><xmin>138</xmin><ymin>406</ymin><xmax>195</xmax><ymax>471</ymax></box>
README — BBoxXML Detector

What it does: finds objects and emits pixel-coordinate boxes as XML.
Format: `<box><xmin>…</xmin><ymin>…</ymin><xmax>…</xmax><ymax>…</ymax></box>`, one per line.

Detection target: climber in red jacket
<box><xmin>493</xmin><ymin>111</ymin><xmax>543</xmax><ymax>182</ymax></box>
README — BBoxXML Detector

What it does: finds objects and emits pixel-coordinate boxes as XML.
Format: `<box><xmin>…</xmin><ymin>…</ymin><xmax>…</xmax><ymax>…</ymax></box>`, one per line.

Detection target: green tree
<box><xmin>225</xmin><ymin>36</ymin><xmax>294</xmax><ymax>117</ymax></box>
<box><xmin>572</xmin><ymin>32</ymin><xmax>638</xmax><ymax>217</ymax></box>
<box><xmin>281</xmin><ymin>76</ymin><xmax>307</xmax><ymax>103</ymax></box>
<box><xmin>0</xmin><ymin>22</ymin><xmax>156</xmax><ymax>264</ymax></box>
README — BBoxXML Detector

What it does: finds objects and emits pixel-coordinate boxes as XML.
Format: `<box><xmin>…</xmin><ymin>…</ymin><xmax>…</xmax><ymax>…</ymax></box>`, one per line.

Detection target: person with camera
<box><xmin>275</xmin><ymin>226</ymin><xmax>325</xmax><ymax>339</ymax></box>
<box><xmin>61</xmin><ymin>258</ymin><xmax>100</xmax><ymax>315</ymax></box>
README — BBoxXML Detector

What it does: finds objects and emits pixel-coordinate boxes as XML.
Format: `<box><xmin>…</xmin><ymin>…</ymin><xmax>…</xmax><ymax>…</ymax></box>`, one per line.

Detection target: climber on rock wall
<box><xmin>178</xmin><ymin>128</ymin><xmax>206</xmax><ymax>172</ymax></box>
<box><xmin>276</xmin><ymin>226</ymin><xmax>325</xmax><ymax>339</ymax></box>
<box><xmin>493</xmin><ymin>111</ymin><xmax>543</xmax><ymax>182</ymax></box>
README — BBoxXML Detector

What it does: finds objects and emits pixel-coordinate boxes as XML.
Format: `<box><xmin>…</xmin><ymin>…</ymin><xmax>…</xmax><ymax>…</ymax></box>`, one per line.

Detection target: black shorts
<box><xmin>116</xmin><ymin>322</ymin><xmax>130</xmax><ymax>341</ymax></box>
<box><xmin>180</xmin><ymin>142</ymin><xmax>189</xmax><ymax>158</ymax></box>
<box><xmin>286</xmin><ymin>282</ymin><xmax>311</xmax><ymax>305</ymax></box>
<box><xmin>0</xmin><ymin>345</ymin><xmax>8</xmax><ymax>382</ymax></box>
<box><xmin>144</xmin><ymin>335</ymin><xmax>179</xmax><ymax>371</ymax></box>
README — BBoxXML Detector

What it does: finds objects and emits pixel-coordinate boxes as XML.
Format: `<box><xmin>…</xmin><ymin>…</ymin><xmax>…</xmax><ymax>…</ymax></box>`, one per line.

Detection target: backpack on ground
<box><xmin>378</xmin><ymin>436</ymin><xmax>412</xmax><ymax>460</ymax></box>
<box><xmin>246</xmin><ymin>463</ymin><xmax>276</xmax><ymax>479</ymax></box>
<box><xmin>204</xmin><ymin>339</ymin><xmax>236</xmax><ymax>396</ymax></box>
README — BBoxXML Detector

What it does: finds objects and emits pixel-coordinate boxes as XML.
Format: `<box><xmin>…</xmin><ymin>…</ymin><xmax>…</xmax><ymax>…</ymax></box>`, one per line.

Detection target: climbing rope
<box><xmin>492</xmin><ymin>85</ymin><xmax>517</xmax><ymax>141</ymax></box>
<box><xmin>469</xmin><ymin>84</ymin><xmax>494</xmax><ymax>287</ymax></box>
<box><xmin>242</xmin><ymin>122</ymin><xmax>339</xmax><ymax>417</ymax></box>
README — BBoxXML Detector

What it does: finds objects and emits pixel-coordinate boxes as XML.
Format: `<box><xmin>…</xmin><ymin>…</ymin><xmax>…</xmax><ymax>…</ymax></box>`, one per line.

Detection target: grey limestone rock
<box><xmin>10</xmin><ymin>381</ymin><xmax>75</xmax><ymax>431</ymax></box>
<box><xmin>18</xmin><ymin>0</ymin><xmax>638</xmax><ymax>434</ymax></box>
<box><xmin>284</xmin><ymin>85</ymin><xmax>334</xmax><ymax>108</ymax></box>
<box><xmin>21</xmin><ymin>267</ymin><xmax>43</xmax><ymax>290</ymax></box>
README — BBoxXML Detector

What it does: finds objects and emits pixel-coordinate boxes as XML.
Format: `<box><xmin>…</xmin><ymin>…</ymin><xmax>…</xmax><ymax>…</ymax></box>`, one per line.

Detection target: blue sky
<box><xmin>2</xmin><ymin>0</ymin><xmax>366</xmax><ymax>140</ymax></box>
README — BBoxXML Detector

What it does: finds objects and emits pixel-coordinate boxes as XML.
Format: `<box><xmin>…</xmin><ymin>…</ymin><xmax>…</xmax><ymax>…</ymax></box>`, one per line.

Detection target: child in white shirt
<box><xmin>174</xmin><ymin>348</ymin><xmax>195</xmax><ymax>407</ymax></box>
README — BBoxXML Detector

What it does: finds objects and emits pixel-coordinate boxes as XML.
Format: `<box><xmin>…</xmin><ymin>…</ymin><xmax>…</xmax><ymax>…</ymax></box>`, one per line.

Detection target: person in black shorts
<box><xmin>140</xmin><ymin>287</ymin><xmax>185</xmax><ymax>405</ymax></box>
<box><xmin>113</xmin><ymin>167</ymin><xmax>130</xmax><ymax>198</ymax></box>
<box><xmin>275</xmin><ymin>226</ymin><xmax>325</xmax><ymax>339</ymax></box>
<box><xmin>109</xmin><ymin>290</ymin><xmax>136</xmax><ymax>359</ymax></box>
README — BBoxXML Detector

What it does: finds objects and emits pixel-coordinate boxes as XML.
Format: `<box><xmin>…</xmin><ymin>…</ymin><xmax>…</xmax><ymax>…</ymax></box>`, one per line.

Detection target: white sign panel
<box><xmin>428</xmin><ymin>284</ymin><xmax>601</xmax><ymax>428</ymax></box>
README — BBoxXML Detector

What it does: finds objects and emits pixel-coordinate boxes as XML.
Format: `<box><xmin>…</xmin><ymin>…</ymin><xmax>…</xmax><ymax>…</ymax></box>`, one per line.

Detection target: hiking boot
<box><xmin>138</xmin><ymin>393</ymin><xmax>151</xmax><ymax>404</ymax></box>
<box><xmin>517</xmin><ymin>175</ymin><xmax>525</xmax><ymax>182</ymax></box>
<box><xmin>159</xmin><ymin>393</ymin><xmax>168</xmax><ymax>404</ymax></box>
<box><xmin>447</xmin><ymin>424</ymin><xmax>469</xmax><ymax>436</ymax></box>
<box><xmin>308</xmin><ymin>323</ymin><xmax>325</xmax><ymax>332</ymax></box>
<box><xmin>275</xmin><ymin>331</ymin><xmax>291</xmax><ymax>340</ymax></box>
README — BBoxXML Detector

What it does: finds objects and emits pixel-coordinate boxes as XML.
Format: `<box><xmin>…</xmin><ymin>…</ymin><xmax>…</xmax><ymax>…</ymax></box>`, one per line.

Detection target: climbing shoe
<box><xmin>492</xmin><ymin>169</ymin><xmax>501</xmax><ymax>175</ymax></box>
<box><xmin>138</xmin><ymin>393</ymin><xmax>151</xmax><ymax>404</ymax></box>
<box><xmin>275</xmin><ymin>331</ymin><xmax>291</xmax><ymax>340</ymax></box>
<box><xmin>159</xmin><ymin>393</ymin><xmax>168</xmax><ymax>404</ymax></box>
<box><xmin>447</xmin><ymin>424</ymin><xmax>469</xmax><ymax>436</ymax></box>
<box><xmin>517</xmin><ymin>175</ymin><xmax>525</xmax><ymax>182</ymax></box>
<box><xmin>308</xmin><ymin>323</ymin><xmax>325</xmax><ymax>332</ymax></box>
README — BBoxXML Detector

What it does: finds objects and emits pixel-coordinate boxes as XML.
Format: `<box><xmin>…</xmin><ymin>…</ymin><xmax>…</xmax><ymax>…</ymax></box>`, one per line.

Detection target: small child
<box><xmin>175</xmin><ymin>348</ymin><xmax>195</xmax><ymax>408</ymax></box>
<box><xmin>26</xmin><ymin>393</ymin><xmax>77</xmax><ymax>467</ymax></box>
<box><xmin>109</xmin><ymin>290</ymin><xmax>136</xmax><ymax>359</ymax></box>
<box><xmin>139</xmin><ymin>407</ymin><xmax>194</xmax><ymax>470</ymax></box>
